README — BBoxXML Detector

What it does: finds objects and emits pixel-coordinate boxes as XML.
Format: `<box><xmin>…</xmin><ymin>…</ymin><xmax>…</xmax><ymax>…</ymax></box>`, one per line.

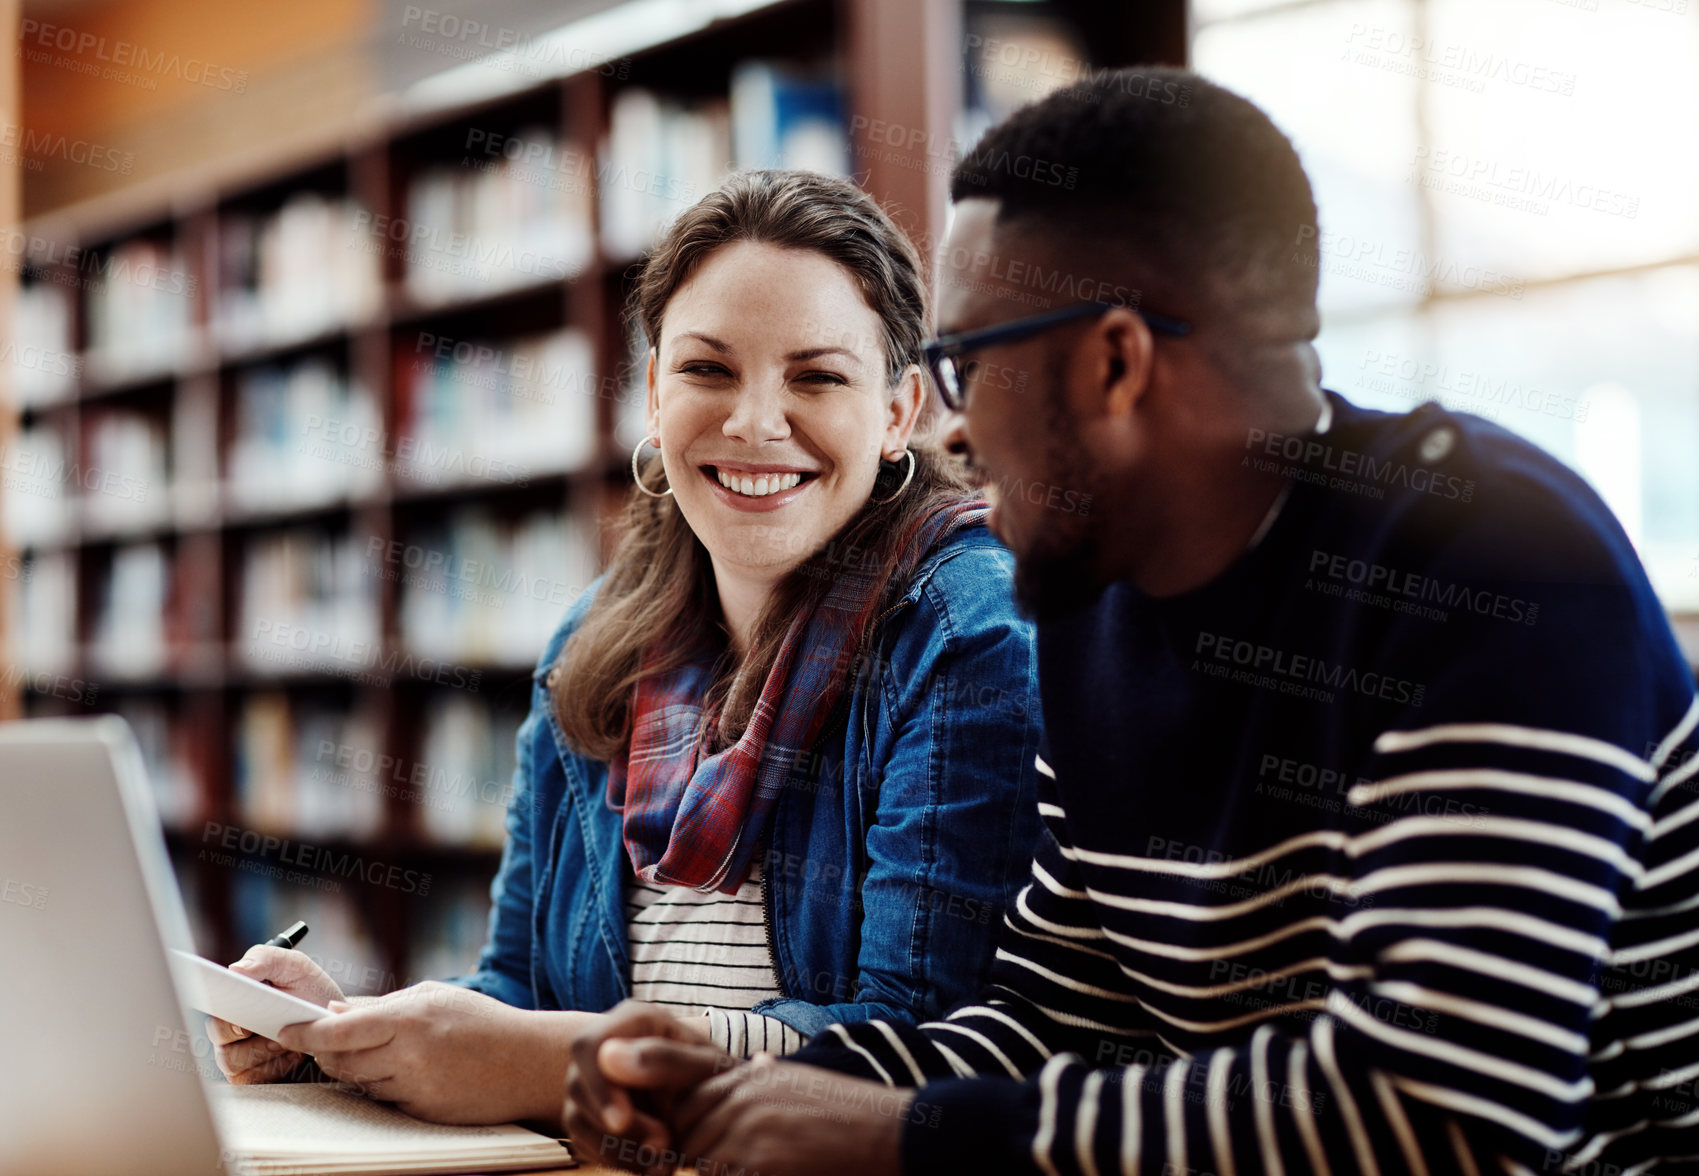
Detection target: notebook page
<box><xmin>211</xmin><ymin>1084</ymin><xmax>563</xmax><ymax>1159</ymax></box>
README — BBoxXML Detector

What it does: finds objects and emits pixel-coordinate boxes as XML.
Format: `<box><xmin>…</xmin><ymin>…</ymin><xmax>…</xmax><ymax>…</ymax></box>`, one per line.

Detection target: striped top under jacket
<box><xmin>793</xmin><ymin>391</ymin><xmax>1699</xmax><ymax>1175</ymax></box>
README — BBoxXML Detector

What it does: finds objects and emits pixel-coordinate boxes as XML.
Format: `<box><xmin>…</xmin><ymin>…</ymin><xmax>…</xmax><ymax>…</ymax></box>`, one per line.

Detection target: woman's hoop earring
<box><xmin>869</xmin><ymin>449</ymin><xmax>915</xmax><ymax>505</ymax></box>
<box><xmin>631</xmin><ymin>436</ymin><xmax>673</xmax><ymax>498</ymax></box>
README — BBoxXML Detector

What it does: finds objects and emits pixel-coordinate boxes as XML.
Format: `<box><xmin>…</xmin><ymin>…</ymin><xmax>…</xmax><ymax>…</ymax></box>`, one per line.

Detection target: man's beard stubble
<box><xmin>1011</xmin><ymin>509</ymin><xmax>1105</xmax><ymax>622</ymax></box>
<box><xmin>1008</xmin><ymin>356</ymin><xmax>1109</xmax><ymax>623</ymax></box>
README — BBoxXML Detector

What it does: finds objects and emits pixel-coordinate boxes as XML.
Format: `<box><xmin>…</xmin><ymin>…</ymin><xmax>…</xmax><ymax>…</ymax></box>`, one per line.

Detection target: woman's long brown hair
<box><xmin>551</xmin><ymin>169</ymin><xmax>974</xmax><ymax>762</ymax></box>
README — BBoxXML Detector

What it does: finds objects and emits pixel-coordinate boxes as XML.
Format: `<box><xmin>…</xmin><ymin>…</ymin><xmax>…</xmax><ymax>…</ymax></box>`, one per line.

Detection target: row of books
<box><xmin>402</xmin><ymin>125</ymin><xmax>594</xmax><ymax>305</ymax></box>
<box><xmin>88</xmin><ymin>542</ymin><xmax>174</xmax><ymax>680</ymax></box>
<box><xmin>597</xmin><ymin>65</ymin><xmax>848</xmax><ymax>260</ymax></box>
<box><xmin>222</xmin><ymin>690</ymin><xmax>525</xmax><ymax>847</ymax></box>
<box><xmin>6</xmin><ymin>544</ymin><xmax>197</xmax><ymax>680</ymax></box>
<box><xmin>82</xmin><ymin>409</ymin><xmax>171</xmax><ymax>532</ymax></box>
<box><xmin>11</xmin><ymin>281</ymin><xmax>77</xmax><ymax>407</ymax></box>
<box><xmin>227</xmin><ymin>359</ymin><xmax>384</xmax><ymax>513</ymax></box>
<box><xmin>729</xmin><ymin>61</ymin><xmax>850</xmax><ymax>179</ymax></box>
<box><xmin>7</xmin><ymin>550</ymin><xmax>75</xmax><ymax>676</ymax></box>
<box><xmin>3</xmin><ymin>513</ymin><xmax>597</xmax><ymax>680</ymax></box>
<box><xmin>118</xmin><ymin>695</ymin><xmax>204</xmax><ymax>830</ymax></box>
<box><xmin>0</xmin><ymin>337</ymin><xmax>595</xmax><ymax>540</ymax></box>
<box><xmin>412</xmin><ymin>694</ymin><xmax>525</xmax><ymax>849</ymax></box>
<box><xmin>0</xmin><ymin>660</ymin><xmax>521</xmax><ymax>854</ymax></box>
<box><xmin>236</xmin><ymin>691</ymin><xmax>387</xmax><ymax>839</ymax></box>
<box><xmin>392</xmin><ymin>507</ymin><xmax>599</xmax><ymax>667</ymax></box>
<box><xmin>0</xmin><ymin>414</ymin><xmax>168</xmax><ymax>545</ymax></box>
<box><xmin>2</xmin><ymin>423</ymin><xmax>72</xmax><ymax>547</ymax></box>
<box><xmin>395</xmin><ymin>328</ymin><xmax>599</xmax><ymax>485</ymax></box>
<box><xmin>216</xmin><ymin>193</ymin><xmax>383</xmax><ymax>351</ymax></box>
<box><xmin>238</xmin><ymin>527</ymin><xmax>382</xmax><ymax>677</ymax></box>
<box><xmin>598</xmin><ymin>89</ymin><xmax>732</xmax><ymax>262</ymax></box>
<box><xmin>84</xmin><ymin>238</ymin><xmax>196</xmax><ymax>382</ymax></box>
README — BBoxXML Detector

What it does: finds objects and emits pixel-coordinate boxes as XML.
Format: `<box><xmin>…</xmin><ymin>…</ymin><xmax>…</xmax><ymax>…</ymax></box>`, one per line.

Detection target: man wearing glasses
<box><xmin>565</xmin><ymin>67</ymin><xmax>1699</xmax><ymax>1176</ymax></box>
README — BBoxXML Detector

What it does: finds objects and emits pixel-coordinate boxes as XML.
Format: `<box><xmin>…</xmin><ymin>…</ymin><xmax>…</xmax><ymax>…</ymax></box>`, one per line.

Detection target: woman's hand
<box><xmin>207</xmin><ymin>946</ymin><xmax>346</xmax><ymax>1084</ymax></box>
<box><xmin>275</xmin><ymin>982</ymin><xmax>597</xmax><ymax>1127</ymax></box>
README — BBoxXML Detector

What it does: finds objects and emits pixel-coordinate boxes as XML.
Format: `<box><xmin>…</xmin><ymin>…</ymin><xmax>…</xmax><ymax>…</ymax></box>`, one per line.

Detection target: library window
<box><xmin>1194</xmin><ymin>0</ymin><xmax>1699</xmax><ymax>608</ymax></box>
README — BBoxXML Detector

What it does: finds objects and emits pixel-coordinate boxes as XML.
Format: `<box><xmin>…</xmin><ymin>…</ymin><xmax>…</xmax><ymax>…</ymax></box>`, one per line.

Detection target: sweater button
<box><xmin>545</xmin><ymin>667</ymin><xmax>561</xmax><ymax>689</ymax></box>
<box><xmin>1418</xmin><ymin>425</ymin><xmax>1457</xmax><ymax>464</ymax></box>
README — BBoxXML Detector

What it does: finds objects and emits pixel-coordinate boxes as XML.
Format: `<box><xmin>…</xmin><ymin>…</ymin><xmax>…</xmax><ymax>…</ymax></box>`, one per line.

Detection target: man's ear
<box><xmin>884</xmin><ymin>364</ymin><xmax>926</xmax><ymax>458</ymax></box>
<box><xmin>1095</xmin><ymin>307</ymin><xmax>1156</xmax><ymax>420</ymax></box>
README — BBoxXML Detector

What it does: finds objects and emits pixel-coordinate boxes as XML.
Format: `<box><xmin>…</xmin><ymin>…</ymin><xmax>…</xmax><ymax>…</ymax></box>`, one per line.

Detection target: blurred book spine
<box><xmin>730</xmin><ymin>60</ymin><xmax>850</xmax><ymax>176</ymax></box>
<box><xmin>89</xmin><ymin>542</ymin><xmax>171</xmax><ymax>680</ymax></box>
<box><xmin>117</xmin><ymin>696</ymin><xmax>203</xmax><ymax>830</ymax></box>
<box><xmin>235</xmin><ymin>690</ymin><xmax>385</xmax><ymax>839</ymax></box>
<box><xmin>216</xmin><ymin>194</ymin><xmax>381</xmax><ymax>351</ymax></box>
<box><xmin>84</xmin><ymin>238</ymin><xmax>195</xmax><ymax>382</ymax></box>
<box><xmin>80</xmin><ymin>408</ymin><xmax>167</xmax><ymax>534</ymax></box>
<box><xmin>394</xmin><ymin>328</ymin><xmax>598</xmax><ymax>487</ymax></box>
<box><xmin>392</xmin><ymin>506</ymin><xmax>597</xmax><ymax>667</ymax></box>
<box><xmin>598</xmin><ymin>89</ymin><xmax>731</xmax><ymax>260</ymax></box>
<box><xmin>228</xmin><ymin>358</ymin><xmax>383</xmax><ymax>512</ymax></box>
<box><xmin>614</xmin><ymin>317</ymin><xmax>652</xmax><ymax>452</ymax></box>
<box><xmin>597</xmin><ymin>65</ymin><xmax>844</xmax><ymax>262</ymax></box>
<box><xmin>9</xmin><ymin>281</ymin><xmax>79</xmax><ymax>407</ymax></box>
<box><xmin>1</xmin><ymin>422</ymin><xmax>72</xmax><ymax>545</ymax></box>
<box><xmin>412</xmin><ymin>694</ymin><xmax>522</xmax><ymax>849</ymax></box>
<box><xmin>402</xmin><ymin>124</ymin><xmax>593</xmax><ymax>305</ymax></box>
<box><xmin>238</xmin><ymin>528</ymin><xmax>381</xmax><ymax>676</ymax></box>
<box><xmin>7</xmin><ymin>551</ymin><xmax>76</xmax><ymax>675</ymax></box>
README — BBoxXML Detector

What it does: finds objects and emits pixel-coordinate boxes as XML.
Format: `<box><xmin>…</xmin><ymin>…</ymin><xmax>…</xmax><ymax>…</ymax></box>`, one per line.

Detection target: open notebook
<box><xmin>213</xmin><ymin>1084</ymin><xmax>575</xmax><ymax>1175</ymax></box>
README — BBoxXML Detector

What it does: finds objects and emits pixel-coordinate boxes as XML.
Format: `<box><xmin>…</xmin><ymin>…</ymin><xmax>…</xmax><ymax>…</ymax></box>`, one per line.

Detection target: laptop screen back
<box><xmin>0</xmin><ymin>717</ymin><xmax>225</xmax><ymax>1176</ymax></box>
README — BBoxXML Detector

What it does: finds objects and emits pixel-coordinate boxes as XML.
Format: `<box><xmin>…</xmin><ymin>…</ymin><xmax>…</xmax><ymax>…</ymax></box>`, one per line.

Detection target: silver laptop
<box><xmin>0</xmin><ymin>716</ymin><xmax>226</xmax><ymax>1175</ymax></box>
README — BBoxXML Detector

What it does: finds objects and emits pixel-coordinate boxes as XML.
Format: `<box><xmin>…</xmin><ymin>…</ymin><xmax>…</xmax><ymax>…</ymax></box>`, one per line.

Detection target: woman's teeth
<box><xmin>716</xmin><ymin>469</ymin><xmax>804</xmax><ymax>497</ymax></box>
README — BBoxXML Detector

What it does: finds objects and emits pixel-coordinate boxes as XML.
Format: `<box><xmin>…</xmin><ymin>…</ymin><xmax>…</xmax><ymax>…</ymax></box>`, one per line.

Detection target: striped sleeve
<box><xmin>795</xmin><ymin>753</ymin><xmax>1161</xmax><ymax>1089</ymax></box>
<box><xmin>796</xmin><ymin>697</ymin><xmax>1699</xmax><ymax>1175</ymax></box>
<box><xmin>1579</xmin><ymin>695</ymin><xmax>1699</xmax><ymax>1173</ymax></box>
<box><xmin>705</xmin><ymin>1009</ymin><xmax>809</xmax><ymax>1058</ymax></box>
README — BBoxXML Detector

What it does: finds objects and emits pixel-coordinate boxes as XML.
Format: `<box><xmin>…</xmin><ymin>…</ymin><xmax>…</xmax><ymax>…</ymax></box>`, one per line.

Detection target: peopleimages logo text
<box><xmin>1245</xmin><ymin>428</ymin><xmax>1477</xmax><ymax>503</ymax></box>
<box><xmin>18</xmin><ymin>19</ymin><xmax>249</xmax><ymax>91</ymax></box>
<box><xmin>1307</xmin><ymin>550</ymin><xmax>1539</xmax><ymax>626</ymax></box>
<box><xmin>1195</xmin><ymin>631</ymin><xmax>1426</xmax><ymax>707</ymax></box>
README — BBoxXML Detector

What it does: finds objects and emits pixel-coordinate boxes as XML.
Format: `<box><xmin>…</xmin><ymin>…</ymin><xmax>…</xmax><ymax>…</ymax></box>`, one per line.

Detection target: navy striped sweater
<box><xmin>794</xmin><ymin>391</ymin><xmax>1699</xmax><ymax>1175</ymax></box>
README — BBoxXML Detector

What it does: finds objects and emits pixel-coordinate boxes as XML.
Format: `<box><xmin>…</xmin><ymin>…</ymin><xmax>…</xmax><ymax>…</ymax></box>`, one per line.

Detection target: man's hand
<box><xmin>581</xmin><ymin>1030</ymin><xmax>909</xmax><ymax>1176</ymax></box>
<box><xmin>276</xmin><ymin>982</ymin><xmax>594</xmax><ymax>1127</ymax></box>
<box><xmin>563</xmin><ymin>1000</ymin><xmax>726</xmax><ymax>1173</ymax></box>
<box><xmin>206</xmin><ymin>946</ymin><xmax>345</xmax><ymax>1084</ymax></box>
<box><xmin>673</xmin><ymin>1053</ymin><xmax>907</xmax><ymax>1176</ymax></box>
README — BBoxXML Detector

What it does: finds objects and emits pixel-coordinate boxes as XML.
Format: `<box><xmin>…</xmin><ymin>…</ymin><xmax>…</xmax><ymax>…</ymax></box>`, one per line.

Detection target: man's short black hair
<box><xmin>950</xmin><ymin>67</ymin><xmax>1320</xmax><ymax>321</ymax></box>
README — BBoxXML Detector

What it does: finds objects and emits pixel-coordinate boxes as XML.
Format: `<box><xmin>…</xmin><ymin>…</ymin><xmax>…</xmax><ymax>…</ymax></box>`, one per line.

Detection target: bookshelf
<box><xmin>2</xmin><ymin>0</ymin><xmax>1185</xmax><ymax>992</ymax></box>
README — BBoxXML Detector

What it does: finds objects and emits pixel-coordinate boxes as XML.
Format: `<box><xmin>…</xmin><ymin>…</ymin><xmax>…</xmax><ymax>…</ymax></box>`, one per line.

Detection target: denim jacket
<box><xmin>453</xmin><ymin>524</ymin><xmax>1044</xmax><ymax>1037</ymax></box>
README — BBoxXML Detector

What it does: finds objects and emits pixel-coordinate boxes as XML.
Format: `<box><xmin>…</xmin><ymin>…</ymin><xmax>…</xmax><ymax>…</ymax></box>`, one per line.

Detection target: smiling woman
<box><xmin>561</xmin><ymin>171</ymin><xmax>1001</xmax><ymax>760</ymax></box>
<box><xmin>206</xmin><ymin>169</ymin><xmax>1045</xmax><ymax>1133</ymax></box>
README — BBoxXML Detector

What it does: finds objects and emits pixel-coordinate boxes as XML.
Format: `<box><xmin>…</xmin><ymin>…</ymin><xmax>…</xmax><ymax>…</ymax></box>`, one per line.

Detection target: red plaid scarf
<box><xmin>608</xmin><ymin>500</ymin><xmax>988</xmax><ymax>893</ymax></box>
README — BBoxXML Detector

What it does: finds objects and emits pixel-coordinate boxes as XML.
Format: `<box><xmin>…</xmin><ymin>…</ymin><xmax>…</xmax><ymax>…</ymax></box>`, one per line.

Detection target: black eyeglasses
<box><xmin>922</xmin><ymin>300</ymin><xmax>1191</xmax><ymax>411</ymax></box>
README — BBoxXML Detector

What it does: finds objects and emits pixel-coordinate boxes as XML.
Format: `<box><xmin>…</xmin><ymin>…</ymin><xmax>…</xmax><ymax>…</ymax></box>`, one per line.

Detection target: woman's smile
<box><xmin>701</xmin><ymin>460</ymin><xmax>821</xmax><ymax>504</ymax></box>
